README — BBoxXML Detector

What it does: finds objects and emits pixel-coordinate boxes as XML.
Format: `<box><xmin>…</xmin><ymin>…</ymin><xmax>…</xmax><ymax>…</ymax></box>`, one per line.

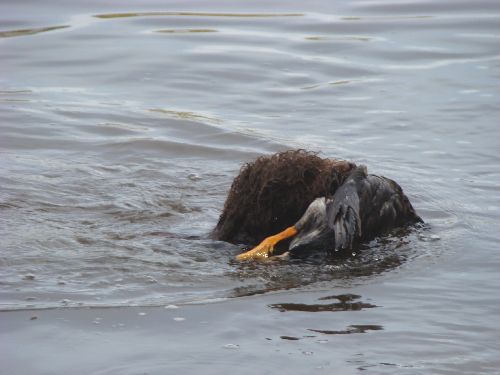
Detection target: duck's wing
<box><xmin>326</xmin><ymin>168</ymin><xmax>364</xmax><ymax>252</ymax></box>
<box><xmin>327</xmin><ymin>166</ymin><xmax>421</xmax><ymax>253</ymax></box>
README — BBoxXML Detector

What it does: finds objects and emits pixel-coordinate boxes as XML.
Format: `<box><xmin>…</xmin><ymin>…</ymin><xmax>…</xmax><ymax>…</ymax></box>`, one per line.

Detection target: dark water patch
<box><xmin>229</xmin><ymin>228</ymin><xmax>432</xmax><ymax>299</ymax></box>
<box><xmin>355</xmin><ymin>0</ymin><xmax>500</xmax><ymax>14</ymax></box>
<box><xmin>0</xmin><ymin>201</ymin><xmax>22</xmax><ymax>209</ymax></box>
<box><xmin>0</xmin><ymin>90</ymin><xmax>32</xmax><ymax>94</ymax></box>
<box><xmin>149</xmin><ymin>108</ymin><xmax>222</xmax><ymax>124</ymax></box>
<box><xmin>0</xmin><ymin>25</ymin><xmax>69</xmax><ymax>38</ymax></box>
<box><xmin>304</xmin><ymin>35</ymin><xmax>373</xmax><ymax>42</ymax></box>
<box><xmin>300</xmin><ymin>78</ymin><xmax>381</xmax><ymax>91</ymax></box>
<box><xmin>280</xmin><ymin>335</ymin><xmax>300</xmax><ymax>341</ymax></box>
<box><xmin>94</xmin><ymin>12</ymin><xmax>304</xmax><ymax>19</ymax></box>
<box><xmin>317</xmin><ymin>293</ymin><xmax>361</xmax><ymax>302</ymax></box>
<box><xmin>0</xmin><ymin>98</ymin><xmax>31</xmax><ymax>103</ymax></box>
<box><xmin>341</xmin><ymin>16</ymin><xmax>432</xmax><ymax>21</ymax></box>
<box><xmin>75</xmin><ymin>236</ymin><xmax>94</xmax><ymax>245</ymax></box>
<box><xmin>106</xmin><ymin>209</ymin><xmax>176</xmax><ymax>223</ymax></box>
<box><xmin>269</xmin><ymin>295</ymin><xmax>377</xmax><ymax>313</ymax></box>
<box><xmin>156</xmin><ymin>29</ymin><xmax>218</xmax><ymax>34</ymax></box>
<box><xmin>309</xmin><ymin>325</ymin><xmax>383</xmax><ymax>335</ymax></box>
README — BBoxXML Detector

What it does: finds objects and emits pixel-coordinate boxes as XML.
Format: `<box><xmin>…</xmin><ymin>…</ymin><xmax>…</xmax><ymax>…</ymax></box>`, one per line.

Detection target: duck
<box><xmin>212</xmin><ymin>150</ymin><xmax>422</xmax><ymax>261</ymax></box>
<box><xmin>235</xmin><ymin>165</ymin><xmax>422</xmax><ymax>261</ymax></box>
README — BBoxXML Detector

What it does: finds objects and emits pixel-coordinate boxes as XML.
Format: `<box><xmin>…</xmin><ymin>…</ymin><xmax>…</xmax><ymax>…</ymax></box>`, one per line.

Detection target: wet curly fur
<box><xmin>214</xmin><ymin>150</ymin><xmax>356</xmax><ymax>245</ymax></box>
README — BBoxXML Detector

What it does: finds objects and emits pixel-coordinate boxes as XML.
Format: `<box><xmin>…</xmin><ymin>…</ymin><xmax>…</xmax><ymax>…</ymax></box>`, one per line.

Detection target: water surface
<box><xmin>1</xmin><ymin>0</ymin><xmax>499</xmax><ymax>373</ymax></box>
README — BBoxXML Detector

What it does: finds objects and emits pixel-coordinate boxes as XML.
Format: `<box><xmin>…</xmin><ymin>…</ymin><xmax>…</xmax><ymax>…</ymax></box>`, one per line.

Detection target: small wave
<box><xmin>0</xmin><ymin>25</ymin><xmax>69</xmax><ymax>38</ymax></box>
<box><xmin>103</xmin><ymin>138</ymin><xmax>264</xmax><ymax>159</ymax></box>
<box><xmin>156</xmin><ymin>29</ymin><xmax>218</xmax><ymax>34</ymax></box>
<box><xmin>149</xmin><ymin>108</ymin><xmax>222</xmax><ymax>124</ymax></box>
<box><xmin>94</xmin><ymin>12</ymin><xmax>304</xmax><ymax>19</ymax></box>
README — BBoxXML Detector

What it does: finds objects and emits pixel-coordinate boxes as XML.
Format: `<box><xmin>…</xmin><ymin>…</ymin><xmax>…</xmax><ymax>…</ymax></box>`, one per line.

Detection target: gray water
<box><xmin>1</xmin><ymin>0</ymin><xmax>499</xmax><ymax>373</ymax></box>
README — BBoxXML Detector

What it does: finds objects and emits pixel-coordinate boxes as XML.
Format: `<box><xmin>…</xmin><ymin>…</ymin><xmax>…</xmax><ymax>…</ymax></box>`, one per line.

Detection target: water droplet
<box><xmin>138</xmin><ymin>312</ymin><xmax>147</xmax><ymax>316</ymax></box>
<box><xmin>173</xmin><ymin>317</ymin><xmax>185</xmax><ymax>321</ymax></box>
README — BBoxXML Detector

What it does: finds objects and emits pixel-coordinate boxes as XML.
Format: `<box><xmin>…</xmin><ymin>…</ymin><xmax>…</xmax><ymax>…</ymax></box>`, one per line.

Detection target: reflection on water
<box><xmin>0</xmin><ymin>25</ymin><xmax>69</xmax><ymax>38</ymax></box>
<box><xmin>149</xmin><ymin>108</ymin><xmax>222</xmax><ymax>124</ymax></box>
<box><xmin>156</xmin><ymin>29</ymin><xmax>218</xmax><ymax>34</ymax></box>
<box><xmin>93</xmin><ymin>12</ymin><xmax>304</xmax><ymax>19</ymax></box>
<box><xmin>280</xmin><ymin>335</ymin><xmax>301</xmax><ymax>340</ymax></box>
<box><xmin>229</xmin><ymin>229</ymin><xmax>427</xmax><ymax>299</ymax></box>
<box><xmin>269</xmin><ymin>294</ymin><xmax>377</xmax><ymax>312</ymax></box>
<box><xmin>304</xmin><ymin>36</ymin><xmax>373</xmax><ymax>42</ymax></box>
<box><xmin>309</xmin><ymin>325</ymin><xmax>384</xmax><ymax>335</ymax></box>
<box><xmin>0</xmin><ymin>90</ymin><xmax>32</xmax><ymax>94</ymax></box>
<box><xmin>340</xmin><ymin>16</ymin><xmax>432</xmax><ymax>21</ymax></box>
<box><xmin>280</xmin><ymin>324</ymin><xmax>383</xmax><ymax>340</ymax></box>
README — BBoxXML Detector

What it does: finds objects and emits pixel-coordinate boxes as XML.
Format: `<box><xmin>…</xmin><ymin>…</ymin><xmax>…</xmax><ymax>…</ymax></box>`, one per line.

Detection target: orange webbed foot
<box><xmin>236</xmin><ymin>238</ymin><xmax>275</xmax><ymax>261</ymax></box>
<box><xmin>236</xmin><ymin>226</ymin><xmax>298</xmax><ymax>262</ymax></box>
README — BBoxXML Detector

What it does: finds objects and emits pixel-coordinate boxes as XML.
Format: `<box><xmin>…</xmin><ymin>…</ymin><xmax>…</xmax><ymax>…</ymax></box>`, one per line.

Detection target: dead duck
<box><xmin>236</xmin><ymin>165</ymin><xmax>422</xmax><ymax>261</ymax></box>
<box><xmin>213</xmin><ymin>150</ymin><xmax>421</xmax><ymax>260</ymax></box>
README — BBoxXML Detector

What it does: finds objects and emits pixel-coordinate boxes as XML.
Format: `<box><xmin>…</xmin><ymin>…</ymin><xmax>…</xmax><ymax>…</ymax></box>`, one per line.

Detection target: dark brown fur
<box><xmin>213</xmin><ymin>150</ymin><xmax>356</xmax><ymax>245</ymax></box>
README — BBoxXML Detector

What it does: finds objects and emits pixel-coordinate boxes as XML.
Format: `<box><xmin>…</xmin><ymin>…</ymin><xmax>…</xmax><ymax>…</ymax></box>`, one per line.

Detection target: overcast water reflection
<box><xmin>1</xmin><ymin>0</ymin><xmax>499</xmax><ymax>373</ymax></box>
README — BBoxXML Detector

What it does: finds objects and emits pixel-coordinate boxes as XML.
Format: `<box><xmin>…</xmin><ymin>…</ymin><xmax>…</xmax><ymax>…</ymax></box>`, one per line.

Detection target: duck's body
<box><xmin>288</xmin><ymin>166</ymin><xmax>422</xmax><ymax>256</ymax></box>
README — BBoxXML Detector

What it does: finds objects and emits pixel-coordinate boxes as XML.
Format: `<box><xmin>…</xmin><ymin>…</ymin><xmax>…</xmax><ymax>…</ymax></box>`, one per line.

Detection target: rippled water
<box><xmin>1</xmin><ymin>0</ymin><xmax>499</xmax><ymax>373</ymax></box>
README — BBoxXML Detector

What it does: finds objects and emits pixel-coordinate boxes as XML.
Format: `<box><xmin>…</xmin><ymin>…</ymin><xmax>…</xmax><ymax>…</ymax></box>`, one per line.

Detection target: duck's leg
<box><xmin>236</xmin><ymin>226</ymin><xmax>298</xmax><ymax>261</ymax></box>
